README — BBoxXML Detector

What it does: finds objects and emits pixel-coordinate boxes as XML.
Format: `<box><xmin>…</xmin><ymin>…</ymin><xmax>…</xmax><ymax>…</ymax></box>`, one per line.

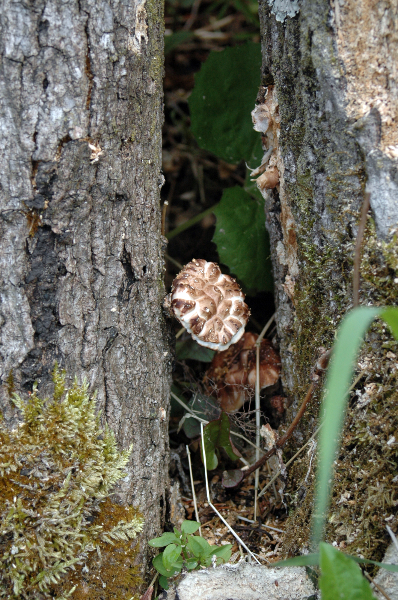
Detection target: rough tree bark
<box><xmin>0</xmin><ymin>0</ymin><xmax>170</xmax><ymax>580</ymax></box>
<box><xmin>258</xmin><ymin>0</ymin><xmax>398</xmax><ymax>560</ymax></box>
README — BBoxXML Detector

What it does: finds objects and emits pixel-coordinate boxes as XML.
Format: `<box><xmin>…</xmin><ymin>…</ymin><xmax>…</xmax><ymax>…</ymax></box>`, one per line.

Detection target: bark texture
<box><xmin>0</xmin><ymin>0</ymin><xmax>170</xmax><ymax>576</ymax></box>
<box><xmin>258</xmin><ymin>0</ymin><xmax>398</xmax><ymax>559</ymax></box>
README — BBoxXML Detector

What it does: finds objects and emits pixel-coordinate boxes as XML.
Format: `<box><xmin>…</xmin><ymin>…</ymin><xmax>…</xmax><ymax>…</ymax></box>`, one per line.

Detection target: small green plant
<box><xmin>149</xmin><ymin>520</ymin><xmax>232</xmax><ymax>589</ymax></box>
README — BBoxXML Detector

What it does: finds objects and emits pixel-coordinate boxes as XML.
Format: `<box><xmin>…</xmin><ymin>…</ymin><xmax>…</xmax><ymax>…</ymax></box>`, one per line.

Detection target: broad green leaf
<box><xmin>189</xmin><ymin>43</ymin><xmax>263</xmax><ymax>164</ymax></box>
<box><xmin>213</xmin><ymin>187</ymin><xmax>273</xmax><ymax>293</ymax></box>
<box><xmin>187</xmin><ymin>535</ymin><xmax>212</xmax><ymax>558</ymax></box>
<box><xmin>186</xmin><ymin>558</ymin><xmax>198</xmax><ymax>570</ymax></box>
<box><xmin>209</xmin><ymin>544</ymin><xmax>233</xmax><ymax>563</ymax></box>
<box><xmin>319</xmin><ymin>543</ymin><xmax>377</xmax><ymax>600</ymax></box>
<box><xmin>163</xmin><ymin>544</ymin><xmax>182</xmax><ymax>571</ymax></box>
<box><xmin>201</xmin><ymin>411</ymin><xmax>241</xmax><ymax>470</ymax></box>
<box><xmin>181</xmin><ymin>520</ymin><xmax>201</xmax><ymax>534</ymax></box>
<box><xmin>381</xmin><ymin>306</ymin><xmax>398</xmax><ymax>339</ymax></box>
<box><xmin>148</xmin><ymin>532</ymin><xmax>181</xmax><ymax>547</ymax></box>
<box><xmin>176</xmin><ymin>337</ymin><xmax>216</xmax><ymax>362</ymax></box>
<box><xmin>159</xmin><ymin>575</ymin><xmax>169</xmax><ymax>590</ymax></box>
<box><xmin>312</xmin><ymin>306</ymin><xmax>381</xmax><ymax>546</ymax></box>
<box><xmin>153</xmin><ymin>553</ymin><xmax>177</xmax><ymax>577</ymax></box>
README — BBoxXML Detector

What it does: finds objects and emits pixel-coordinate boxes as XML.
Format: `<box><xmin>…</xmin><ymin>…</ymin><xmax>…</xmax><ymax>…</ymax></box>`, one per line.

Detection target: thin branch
<box><xmin>171</xmin><ymin>391</ymin><xmax>265</xmax><ymax>453</ymax></box>
<box><xmin>200</xmin><ymin>423</ymin><xmax>262</xmax><ymax>564</ymax></box>
<box><xmin>258</xmin><ymin>424</ymin><xmax>323</xmax><ymax>499</ymax></box>
<box><xmin>165</xmin><ymin>254</ymin><xmax>183</xmax><ymax>271</ymax></box>
<box><xmin>236</xmin><ymin>349</ymin><xmax>331</xmax><ymax>484</ymax></box>
<box><xmin>166</xmin><ymin>204</ymin><xmax>218</xmax><ymax>241</ymax></box>
<box><xmin>364</xmin><ymin>571</ymin><xmax>392</xmax><ymax>600</ymax></box>
<box><xmin>186</xmin><ymin>445</ymin><xmax>202</xmax><ymax>536</ymax></box>
<box><xmin>161</xmin><ymin>201</ymin><xmax>168</xmax><ymax>237</ymax></box>
<box><xmin>353</xmin><ymin>192</ymin><xmax>371</xmax><ymax>307</ymax></box>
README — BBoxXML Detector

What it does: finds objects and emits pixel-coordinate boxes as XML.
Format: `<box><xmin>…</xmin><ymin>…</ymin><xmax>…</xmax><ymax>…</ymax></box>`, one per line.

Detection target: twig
<box><xmin>161</xmin><ymin>201</ymin><xmax>168</xmax><ymax>237</ymax></box>
<box><xmin>364</xmin><ymin>571</ymin><xmax>392</xmax><ymax>600</ymax></box>
<box><xmin>200</xmin><ymin>422</ymin><xmax>262</xmax><ymax>564</ymax></box>
<box><xmin>183</xmin><ymin>0</ymin><xmax>202</xmax><ymax>30</ymax></box>
<box><xmin>257</xmin><ymin>365</ymin><xmax>365</xmax><ymax>499</ymax></box>
<box><xmin>237</xmin><ymin>515</ymin><xmax>284</xmax><ymax>533</ymax></box>
<box><xmin>166</xmin><ymin>205</ymin><xmax>218</xmax><ymax>241</ymax></box>
<box><xmin>235</xmin><ymin>349</ymin><xmax>331</xmax><ymax>485</ymax></box>
<box><xmin>254</xmin><ymin>314</ymin><xmax>276</xmax><ymax>519</ymax></box>
<box><xmin>258</xmin><ymin>424</ymin><xmax>323</xmax><ymax>499</ymax></box>
<box><xmin>165</xmin><ymin>254</ymin><xmax>183</xmax><ymax>271</ymax></box>
<box><xmin>171</xmin><ymin>391</ymin><xmax>265</xmax><ymax>452</ymax></box>
<box><xmin>186</xmin><ymin>445</ymin><xmax>202</xmax><ymax>536</ymax></box>
<box><xmin>353</xmin><ymin>192</ymin><xmax>371</xmax><ymax>307</ymax></box>
<box><xmin>175</xmin><ymin>326</ymin><xmax>185</xmax><ymax>340</ymax></box>
<box><xmin>386</xmin><ymin>524</ymin><xmax>398</xmax><ymax>554</ymax></box>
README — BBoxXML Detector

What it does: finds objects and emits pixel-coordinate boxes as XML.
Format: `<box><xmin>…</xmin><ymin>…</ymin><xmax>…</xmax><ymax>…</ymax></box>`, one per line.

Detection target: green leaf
<box><xmin>274</xmin><ymin>554</ymin><xmax>320</xmax><ymax>568</ymax></box>
<box><xmin>187</xmin><ymin>535</ymin><xmax>212</xmax><ymax>558</ymax></box>
<box><xmin>182</xmin><ymin>393</ymin><xmax>220</xmax><ymax>439</ymax></box>
<box><xmin>189</xmin><ymin>43</ymin><xmax>263</xmax><ymax>164</ymax></box>
<box><xmin>181</xmin><ymin>520</ymin><xmax>201</xmax><ymax>534</ymax></box>
<box><xmin>312</xmin><ymin>306</ymin><xmax>382</xmax><ymax>546</ymax></box>
<box><xmin>201</xmin><ymin>411</ymin><xmax>241</xmax><ymax>470</ymax></box>
<box><xmin>148</xmin><ymin>532</ymin><xmax>181</xmax><ymax>548</ymax></box>
<box><xmin>209</xmin><ymin>544</ymin><xmax>233</xmax><ymax>563</ymax></box>
<box><xmin>381</xmin><ymin>306</ymin><xmax>398</xmax><ymax>339</ymax></box>
<box><xmin>153</xmin><ymin>553</ymin><xmax>177</xmax><ymax>577</ymax></box>
<box><xmin>159</xmin><ymin>575</ymin><xmax>169</xmax><ymax>590</ymax></box>
<box><xmin>186</xmin><ymin>558</ymin><xmax>198</xmax><ymax>571</ymax></box>
<box><xmin>213</xmin><ymin>187</ymin><xmax>273</xmax><ymax>293</ymax></box>
<box><xmin>319</xmin><ymin>543</ymin><xmax>377</xmax><ymax>600</ymax></box>
<box><xmin>176</xmin><ymin>337</ymin><xmax>215</xmax><ymax>362</ymax></box>
<box><xmin>162</xmin><ymin>544</ymin><xmax>182</xmax><ymax>571</ymax></box>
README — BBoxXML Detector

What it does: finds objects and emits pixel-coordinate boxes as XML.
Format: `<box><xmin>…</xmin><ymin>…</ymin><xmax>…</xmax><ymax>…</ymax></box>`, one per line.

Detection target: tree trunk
<box><xmin>258</xmin><ymin>0</ymin><xmax>398</xmax><ymax>559</ymax></box>
<box><xmin>0</xmin><ymin>0</ymin><xmax>170</xmax><ymax>581</ymax></box>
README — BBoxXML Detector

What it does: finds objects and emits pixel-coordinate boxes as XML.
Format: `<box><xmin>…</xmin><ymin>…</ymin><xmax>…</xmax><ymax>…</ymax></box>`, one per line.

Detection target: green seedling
<box><xmin>149</xmin><ymin>520</ymin><xmax>232</xmax><ymax>589</ymax></box>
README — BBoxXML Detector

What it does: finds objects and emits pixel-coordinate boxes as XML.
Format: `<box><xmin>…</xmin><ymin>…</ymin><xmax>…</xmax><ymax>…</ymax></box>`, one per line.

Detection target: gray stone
<box><xmin>161</xmin><ymin>560</ymin><xmax>317</xmax><ymax>600</ymax></box>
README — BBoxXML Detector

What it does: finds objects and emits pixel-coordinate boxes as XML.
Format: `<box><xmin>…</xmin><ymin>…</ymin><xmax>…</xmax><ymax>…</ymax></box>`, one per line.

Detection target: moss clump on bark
<box><xmin>0</xmin><ymin>366</ymin><xmax>143</xmax><ymax>599</ymax></box>
<box><xmin>280</xmin><ymin>218</ymin><xmax>398</xmax><ymax>567</ymax></box>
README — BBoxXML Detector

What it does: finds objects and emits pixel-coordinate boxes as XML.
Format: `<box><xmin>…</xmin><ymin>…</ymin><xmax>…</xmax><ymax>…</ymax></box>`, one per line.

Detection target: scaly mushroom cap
<box><xmin>169</xmin><ymin>259</ymin><xmax>250</xmax><ymax>351</ymax></box>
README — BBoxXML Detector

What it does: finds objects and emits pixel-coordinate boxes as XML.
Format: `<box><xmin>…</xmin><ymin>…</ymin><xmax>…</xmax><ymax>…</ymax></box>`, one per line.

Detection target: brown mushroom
<box><xmin>166</xmin><ymin>259</ymin><xmax>250</xmax><ymax>351</ymax></box>
<box><xmin>204</xmin><ymin>332</ymin><xmax>281</xmax><ymax>413</ymax></box>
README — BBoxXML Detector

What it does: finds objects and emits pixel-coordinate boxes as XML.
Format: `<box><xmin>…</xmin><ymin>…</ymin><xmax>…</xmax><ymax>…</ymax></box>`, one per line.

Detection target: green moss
<box><xmin>0</xmin><ymin>366</ymin><xmax>143</xmax><ymax>599</ymax></box>
<box><xmin>6</xmin><ymin>370</ymin><xmax>15</xmax><ymax>398</ymax></box>
<box><xmin>280</xmin><ymin>212</ymin><xmax>398</xmax><ymax>564</ymax></box>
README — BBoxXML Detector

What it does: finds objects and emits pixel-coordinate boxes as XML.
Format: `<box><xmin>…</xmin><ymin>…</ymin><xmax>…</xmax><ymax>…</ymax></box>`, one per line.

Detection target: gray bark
<box><xmin>0</xmin><ymin>0</ymin><xmax>170</xmax><ymax>577</ymax></box>
<box><xmin>258</xmin><ymin>0</ymin><xmax>398</xmax><ymax>556</ymax></box>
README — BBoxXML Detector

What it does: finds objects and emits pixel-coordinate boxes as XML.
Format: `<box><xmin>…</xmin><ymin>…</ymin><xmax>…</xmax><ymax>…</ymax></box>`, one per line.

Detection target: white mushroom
<box><xmin>167</xmin><ymin>259</ymin><xmax>250</xmax><ymax>351</ymax></box>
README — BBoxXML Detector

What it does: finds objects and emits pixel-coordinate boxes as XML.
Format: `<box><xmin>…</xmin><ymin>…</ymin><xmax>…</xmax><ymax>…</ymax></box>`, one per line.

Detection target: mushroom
<box><xmin>204</xmin><ymin>332</ymin><xmax>281</xmax><ymax>413</ymax></box>
<box><xmin>166</xmin><ymin>259</ymin><xmax>250</xmax><ymax>351</ymax></box>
